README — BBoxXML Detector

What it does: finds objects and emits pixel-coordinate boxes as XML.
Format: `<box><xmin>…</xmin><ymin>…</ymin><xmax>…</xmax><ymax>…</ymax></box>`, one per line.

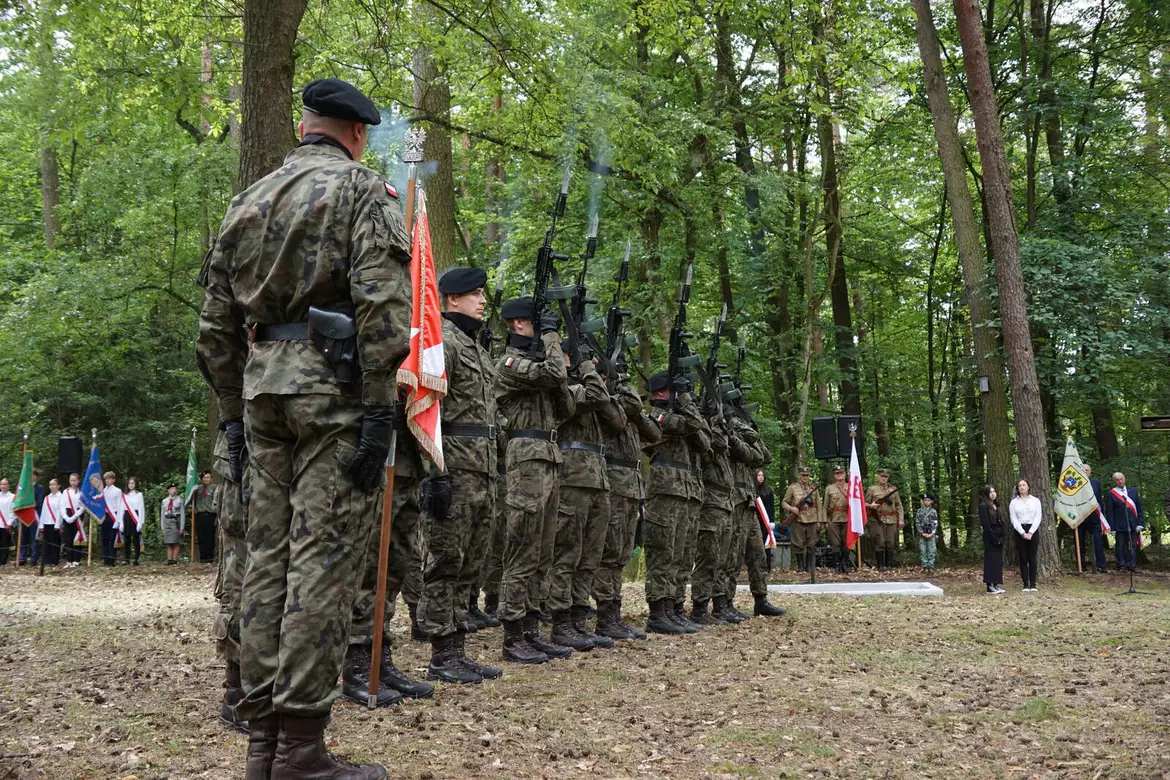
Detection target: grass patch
<box><xmin>1015</xmin><ymin>697</ymin><xmax>1060</xmax><ymax>722</ymax></box>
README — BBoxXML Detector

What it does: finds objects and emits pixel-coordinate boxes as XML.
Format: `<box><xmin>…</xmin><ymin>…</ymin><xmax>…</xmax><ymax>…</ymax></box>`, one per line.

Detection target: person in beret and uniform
<box><xmin>197</xmin><ymin>77</ymin><xmax>410</xmax><ymax>780</ymax></box>
<box><xmin>865</xmin><ymin>468</ymin><xmax>904</xmax><ymax>571</ymax></box>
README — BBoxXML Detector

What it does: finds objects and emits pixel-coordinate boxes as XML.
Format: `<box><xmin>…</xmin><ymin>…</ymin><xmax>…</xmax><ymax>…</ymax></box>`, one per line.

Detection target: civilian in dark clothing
<box><xmin>19</xmin><ymin>470</ymin><xmax>45</xmax><ymax>565</ymax></box>
<box><xmin>756</xmin><ymin>470</ymin><xmax>776</xmax><ymax>571</ymax></box>
<box><xmin>1080</xmin><ymin>465</ymin><xmax>1108</xmax><ymax>573</ymax></box>
<box><xmin>978</xmin><ymin>485</ymin><xmax>1005</xmax><ymax>594</ymax></box>
<box><xmin>1103</xmin><ymin>471</ymin><xmax>1144</xmax><ymax>572</ymax></box>
<box><xmin>192</xmin><ymin>471</ymin><xmax>219</xmax><ymax>563</ymax></box>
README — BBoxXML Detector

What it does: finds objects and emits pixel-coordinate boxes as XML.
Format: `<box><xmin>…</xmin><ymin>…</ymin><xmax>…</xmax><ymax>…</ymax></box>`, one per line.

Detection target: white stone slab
<box><xmin>738</xmin><ymin>581</ymin><xmax>944</xmax><ymax>596</ymax></box>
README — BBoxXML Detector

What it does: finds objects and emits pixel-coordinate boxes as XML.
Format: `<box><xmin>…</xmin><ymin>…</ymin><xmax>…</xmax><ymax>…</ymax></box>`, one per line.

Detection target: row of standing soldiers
<box><xmin>195</xmin><ymin>78</ymin><xmax>784</xmax><ymax>780</ymax></box>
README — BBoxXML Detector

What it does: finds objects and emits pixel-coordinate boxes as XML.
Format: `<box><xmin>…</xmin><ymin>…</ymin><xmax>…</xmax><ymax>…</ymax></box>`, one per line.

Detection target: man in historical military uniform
<box><xmin>727</xmin><ymin>408</ymin><xmax>785</xmax><ymax>618</ymax></box>
<box><xmin>823</xmin><ymin>466</ymin><xmax>852</xmax><ymax>573</ymax></box>
<box><xmin>642</xmin><ymin>371</ymin><xmax>708</xmax><ymax>634</ymax></box>
<box><xmin>197</xmin><ymin>78</ymin><xmax>410</xmax><ymax>780</ymax></box>
<box><xmin>782</xmin><ymin>467</ymin><xmax>821</xmax><ymax>574</ymax></box>
<box><xmin>865</xmin><ymin>468</ymin><xmax>904</xmax><ymax>571</ymax></box>
<box><xmin>412</xmin><ymin>267</ymin><xmax>505</xmax><ymax>683</ymax></box>
<box><xmin>494</xmin><ymin>296</ymin><xmax>575</xmax><ymax>664</ymax></box>
<box><xmin>547</xmin><ymin>344</ymin><xmax>624</xmax><ymax>651</ymax></box>
<box><xmin>691</xmin><ymin>403</ymin><xmax>734</xmax><ymax>625</ymax></box>
<box><xmin>594</xmin><ymin>367</ymin><xmax>659</xmax><ymax>639</ymax></box>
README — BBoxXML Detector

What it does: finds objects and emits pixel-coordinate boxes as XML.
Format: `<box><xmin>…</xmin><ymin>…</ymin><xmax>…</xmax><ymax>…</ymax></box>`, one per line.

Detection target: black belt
<box><xmin>506</xmin><ymin>428</ymin><xmax>558</xmax><ymax>443</ymax></box>
<box><xmin>444</xmin><ymin>424</ymin><xmax>498</xmax><ymax>439</ymax></box>
<box><xmin>561</xmin><ymin>441</ymin><xmax>604</xmax><ymax>455</ymax></box>
<box><xmin>252</xmin><ymin>322</ymin><xmax>309</xmax><ymax>341</ymax></box>
<box><xmin>606</xmin><ymin>457</ymin><xmax>639</xmax><ymax>470</ymax></box>
<box><xmin>652</xmin><ymin>458</ymin><xmax>691</xmax><ymax>471</ymax></box>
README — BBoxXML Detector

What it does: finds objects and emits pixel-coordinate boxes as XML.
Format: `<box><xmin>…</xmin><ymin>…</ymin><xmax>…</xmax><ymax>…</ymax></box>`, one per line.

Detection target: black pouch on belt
<box><xmin>308</xmin><ymin>306</ymin><xmax>358</xmax><ymax>383</ymax></box>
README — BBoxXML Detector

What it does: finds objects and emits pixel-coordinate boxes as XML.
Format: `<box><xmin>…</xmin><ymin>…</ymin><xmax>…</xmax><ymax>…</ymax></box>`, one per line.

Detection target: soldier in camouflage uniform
<box><xmin>196</xmin><ymin>79</ymin><xmax>409</xmax><ymax>780</ymax></box>
<box><xmin>865</xmin><ymin>468</ymin><xmax>904</xmax><ymax>571</ymax></box>
<box><xmin>594</xmin><ymin>371</ymin><xmax>659</xmax><ymax>640</ymax></box>
<box><xmin>211</xmin><ymin>426</ymin><xmax>248</xmax><ymax>732</ymax></box>
<box><xmin>782</xmin><ymin>467</ymin><xmax>821</xmax><ymax>574</ymax></box>
<box><xmin>672</xmin><ymin>386</ymin><xmax>711</xmax><ymax>630</ymax></box>
<box><xmin>494</xmin><ymin>296</ymin><xmax>574</xmax><ymax>664</ymax></box>
<box><xmin>478</xmin><ymin>424</ymin><xmax>508</xmax><ymax>618</ymax></box>
<box><xmin>728</xmin><ymin>411</ymin><xmax>785</xmax><ymax>618</ymax></box>
<box><xmin>690</xmin><ymin>405</ymin><xmax>733</xmax><ymax>625</ymax></box>
<box><xmin>823</xmin><ymin>466</ymin><xmax>852</xmax><ymax>573</ymax></box>
<box><xmin>416</xmin><ymin>267</ymin><xmax>504</xmax><ymax>684</ymax></box>
<box><xmin>548</xmin><ymin>347</ymin><xmax>624</xmax><ymax>651</ymax></box>
<box><xmin>642</xmin><ymin>371</ymin><xmax>709</xmax><ymax>634</ymax></box>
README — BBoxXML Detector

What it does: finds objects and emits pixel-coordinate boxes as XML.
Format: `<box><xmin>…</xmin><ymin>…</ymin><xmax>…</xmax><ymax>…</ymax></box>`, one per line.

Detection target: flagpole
<box><xmin>851</xmin><ymin>427</ymin><xmax>862</xmax><ymax>572</ymax></box>
<box><xmin>87</xmin><ymin>429</ymin><xmax>96</xmax><ymax>568</ymax></box>
<box><xmin>1074</xmin><ymin>525</ymin><xmax>1082</xmax><ymax>573</ymax></box>
<box><xmin>16</xmin><ymin>429</ymin><xmax>27</xmax><ymax>566</ymax></box>
<box><xmin>189</xmin><ymin>428</ymin><xmax>197</xmax><ymax>564</ymax></box>
<box><xmin>368</xmin><ymin>128</ymin><xmax>424</xmax><ymax>709</ymax></box>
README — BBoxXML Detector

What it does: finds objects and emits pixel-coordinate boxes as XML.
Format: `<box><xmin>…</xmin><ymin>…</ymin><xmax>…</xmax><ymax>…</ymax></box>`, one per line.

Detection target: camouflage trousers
<box><xmin>547</xmin><ymin>485</ymin><xmax>609</xmax><ymax>612</ymax></box>
<box><xmin>349</xmin><ymin>472</ymin><xmax>421</xmax><ymax>646</ymax></box>
<box><xmin>593</xmin><ymin>492</ymin><xmax>639</xmax><ymax>603</ymax></box>
<box><xmin>417</xmin><ymin>469</ymin><xmax>494</xmax><ymax>638</ymax></box>
<box><xmin>691</xmin><ymin>504</ymin><xmax>733</xmax><ymax>603</ymax></box>
<box><xmin>672</xmin><ymin>498</ymin><xmax>702</xmax><ymax>602</ymax></box>
<box><xmin>238</xmin><ymin>393</ymin><xmax>378</xmax><ymax>720</ymax></box>
<box><xmin>723</xmin><ymin>501</ymin><xmax>768</xmax><ymax>599</ymax></box>
<box><xmin>642</xmin><ymin>494</ymin><xmax>686</xmax><ymax>603</ymax></box>
<box><xmin>213</xmin><ymin>468</ymin><xmax>248</xmax><ymax>664</ymax></box>
<box><xmin>499</xmin><ymin>459</ymin><xmax>559</xmax><ymax>623</ymax></box>
<box><xmin>480</xmin><ymin>472</ymin><xmax>507</xmax><ymax>598</ymax></box>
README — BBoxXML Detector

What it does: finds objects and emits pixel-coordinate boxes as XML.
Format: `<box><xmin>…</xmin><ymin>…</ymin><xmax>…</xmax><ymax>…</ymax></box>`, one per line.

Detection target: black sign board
<box><xmin>1140</xmin><ymin>416</ymin><xmax>1170</xmax><ymax>431</ymax></box>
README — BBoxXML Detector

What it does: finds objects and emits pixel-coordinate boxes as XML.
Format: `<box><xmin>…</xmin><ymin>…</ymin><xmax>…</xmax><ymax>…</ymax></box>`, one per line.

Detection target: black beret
<box><xmin>647</xmin><ymin>370</ymin><xmax>671</xmax><ymax>393</ymax></box>
<box><xmin>302</xmin><ymin>78</ymin><xmax>381</xmax><ymax>125</ymax></box>
<box><xmin>922</xmin><ymin>492</ymin><xmax>934</xmax><ymax>501</ymax></box>
<box><xmin>438</xmin><ymin>267</ymin><xmax>487</xmax><ymax>295</ymax></box>
<box><xmin>501</xmin><ymin>296</ymin><xmax>533</xmax><ymax>320</ymax></box>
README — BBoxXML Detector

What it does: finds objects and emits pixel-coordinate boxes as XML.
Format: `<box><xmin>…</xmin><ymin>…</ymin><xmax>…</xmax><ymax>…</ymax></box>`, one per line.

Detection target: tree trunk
<box><xmin>236</xmin><ymin>0</ymin><xmax>306</xmax><ymax>194</ymax></box>
<box><xmin>413</xmin><ymin>13</ymin><xmax>458</xmax><ymax>271</ymax></box>
<box><xmin>484</xmin><ymin>90</ymin><xmax>505</xmax><ymax>251</ymax></box>
<box><xmin>955</xmin><ymin>0</ymin><xmax>1060</xmax><ymax>580</ymax></box>
<box><xmin>40</xmin><ymin>145</ymin><xmax>59</xmax><ymax>249</ymax></box>
<box><xmin>912</xmin><ymin>0</ymin><xmax>1014</xmax><ymax>501</ymax></box>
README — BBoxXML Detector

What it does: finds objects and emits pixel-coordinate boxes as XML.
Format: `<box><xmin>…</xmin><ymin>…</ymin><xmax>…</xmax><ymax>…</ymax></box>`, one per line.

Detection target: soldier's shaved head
<box><xmin>299</xmin><ymin>112</ymin><xmax>368</xmax><ymax>161</ymax></box>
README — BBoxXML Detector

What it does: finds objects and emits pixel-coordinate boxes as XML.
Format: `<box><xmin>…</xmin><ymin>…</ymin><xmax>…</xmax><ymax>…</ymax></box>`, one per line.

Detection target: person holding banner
<box><xmin>37</xmin><ymin>477</ymin><xmax>64</xmax><ymax>567</ymax></box>
<box><xmin>1103</xmin><ymin>472</ymin><xmax>1144</xmax><ymax>572</ymax></box>
<box><xmin>197</xmin><ymin>76</ymin><xmax>410</xmax><ymax>780</ymax></box>
<box><xmin>100</xmin><ymin>472</ymin><xmax>124</xmax><ymax>567</ymax></box>
<box><xmin>978</xmin><ymin>485</ymin><xmax>1005</xmax><ymax>593</ymax></box>
<box><xmin>61</xmin><ymin>473</ymin><xmax>85</xmax><ymax>567</ymax></box>
<box><xmin>123</xmin><ymin>477</ymin><xmax>145</xmax><ymax>566</ymax></box>
<box><xmin>1081</xmin><ymin>465</ymin><xmax>1108</xmax><ymax>573</ymax></box>
<box><xmin>0</xmin><ymin>478</ymin><xmax>15</xmax><ymax>565</ymax></box>
<box><xmin>18</xmin><ymin>469</ymin><xmax>45</xmax><ymax>565</ymax></box>
<box><xmin>192</xmin><ymin>472</ymin><xmax>218</xmax><ymax>564</ymax></box>
<box><xmin>1009</xmin><ymin>478</ymin><xmax>1042</xmax><ymax>591</ymax></box>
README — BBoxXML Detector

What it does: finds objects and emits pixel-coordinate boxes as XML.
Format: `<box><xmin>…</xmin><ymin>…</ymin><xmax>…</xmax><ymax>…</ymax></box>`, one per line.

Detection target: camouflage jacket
<box><xmin>495</xmin><ymin>333</ymin><xmax>570</xmax><ymax>467</ymax></box>
<box><xmin>439</xmin><ymin>316</ymin><xmax>498</xmax><ymax>476</ymax></box>
<box><xmin>824</xmin><ymin>482</ymin><xmax>849</xmax><ymax>524</ymax></box>
<box><xmin>701</xmin><ymin>414</ymin><xmax>735</xmax><ymax>511</ymax></box>
<box><xmin>728</xmin><ymin>414</ymin><xmax>769</xmax><ymax>506</ymax></box>
<box><xmin>605</xmin><ymin>377</ymin><xmax>660</xmax><ymax>500</ymax></box>
<box><xmin>559</xmin><ymin>361</ymin><xmax>624</xmax><ymax>490</ymax></box>
<box><xmin>645</xmin><ymin>394</ymin><xmax>709</xmax><ymax>500</ymax></box>
<box><xmin>196</xmin><ymin>143</ymin><xmax>412</xmax><ymax>420</ymax></box>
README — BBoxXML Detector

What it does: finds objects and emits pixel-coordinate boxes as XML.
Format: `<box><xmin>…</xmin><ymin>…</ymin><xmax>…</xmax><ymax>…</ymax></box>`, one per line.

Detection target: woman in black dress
<box><xmin>756</xmin><ymin>470</ymin><xmax>776</xmax><ymax>571</ymax></box>
<box><xmin>978</xmin><ymin>485</ymin><xmax>1005</xmax><ymax>594</ymax></box>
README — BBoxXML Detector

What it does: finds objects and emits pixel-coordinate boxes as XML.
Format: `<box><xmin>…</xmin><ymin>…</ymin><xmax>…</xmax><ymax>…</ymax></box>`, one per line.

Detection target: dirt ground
<box><xmin>1</xmin><ymin>564</ymin><xmax>1168</xmax><ymax>780</ymax></box>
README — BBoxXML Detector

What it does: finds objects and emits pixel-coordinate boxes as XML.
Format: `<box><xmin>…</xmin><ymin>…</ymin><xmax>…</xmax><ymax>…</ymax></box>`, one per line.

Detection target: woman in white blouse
<box><xmin>38</xmin><ymin>478</ymin><xmax>65</xmax><ymax>567</ymax></box>
<box><xmin>123</xmin><ymin>477</ymin><xmax>146</xmax><ymax>566</ymax></box>
<box><xmin>1009</xmin><ymin>478</ymin><xmax>1043</xmax><ymax>591</ymax></box>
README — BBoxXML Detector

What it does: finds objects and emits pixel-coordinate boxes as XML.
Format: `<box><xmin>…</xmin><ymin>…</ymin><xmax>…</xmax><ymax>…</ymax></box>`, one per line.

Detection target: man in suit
<box><xmin>1081</xmin><ymin>465</ymin><xmax>1108</xmax><ymax>573</ymax></box>
<box><xmin>1103</xmin><ymin>471</ymin><xmax>1143</xmax><ymax>572</ymax></box>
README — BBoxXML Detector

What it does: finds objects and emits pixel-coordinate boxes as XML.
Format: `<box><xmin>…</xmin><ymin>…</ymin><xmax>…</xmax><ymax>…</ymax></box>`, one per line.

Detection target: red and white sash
<box><xmin>1110</xmin><ymin>488</ymin><xmax>1137</xmax><ymax>519</ymax></box>
<box><xmin>66</xmin><ymin>490</ymin><xmax>87</xmax><ymax>543</ymax></box>
<box><xmin>122</xmin><ymin>495</ymin><xmax>141</xmax><ymax>531</ymax></box>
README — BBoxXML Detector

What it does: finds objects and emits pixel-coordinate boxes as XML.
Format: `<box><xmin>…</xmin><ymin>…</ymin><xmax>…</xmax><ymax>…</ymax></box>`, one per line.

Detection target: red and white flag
<box><xmin>846</xmin><ymin>437</ymin><xmax>867</xmax><ymax>550</ymax></box>
<box><xmin>396</xmin><ymin>187</ymin><xmax>447</xmax><ymax>471</ymax></box>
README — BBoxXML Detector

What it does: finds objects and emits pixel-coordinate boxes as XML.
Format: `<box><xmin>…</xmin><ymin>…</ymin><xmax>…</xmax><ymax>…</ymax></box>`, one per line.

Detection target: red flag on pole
<box><xmin>396</xmin><ymin>187</ymin><xmax>447</xmax><ymax>471</ymax></box>
<box><xmin>846</xmin><ymin>436</ymin><xmax>867</xmax><ymax>550</ymax></box>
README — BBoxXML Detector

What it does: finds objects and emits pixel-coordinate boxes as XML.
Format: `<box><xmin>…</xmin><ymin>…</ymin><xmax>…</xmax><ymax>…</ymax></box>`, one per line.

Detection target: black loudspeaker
<box><xmin>58</xmin><ymin>436</ymin><xmax>83</xmax><ymax>475</ymax></box>
<box><xmin>837</xmin><ymin>416</ymin><xmax>863</xmax><ymax>459</ymax></box>
<box><xmin>812</xmin><ymin>417</ymin><xmax>839</xmax><ymax>459</ymax></box>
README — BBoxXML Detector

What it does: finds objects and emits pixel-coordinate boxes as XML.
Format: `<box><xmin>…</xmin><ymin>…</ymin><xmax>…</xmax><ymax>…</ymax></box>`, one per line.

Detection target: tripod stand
<box><xmin>1116</xmin><ymin>532</ymin><xmax>1150</xmax><ymax>596</ymax></box>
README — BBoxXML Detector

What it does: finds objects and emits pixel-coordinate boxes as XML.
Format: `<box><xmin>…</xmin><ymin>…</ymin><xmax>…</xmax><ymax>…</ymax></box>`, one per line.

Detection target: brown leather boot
<box><xmin>220</xmin><ymin>660</ymin><xmax>248</xmax><ymax>733</ymax></box>
<box><xmin>243</xmin><ymin>714</ymin><xmax>278</xmax><ymax>780</ymax></box>
<box><xmin>270</xmin><ymin>715</ymin><xmax>387</xmax><ymax>779</ymax></box>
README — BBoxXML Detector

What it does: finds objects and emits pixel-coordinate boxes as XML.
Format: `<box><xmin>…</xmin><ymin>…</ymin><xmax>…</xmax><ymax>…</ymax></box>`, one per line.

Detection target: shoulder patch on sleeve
<box><xmin>506</xmin><ymin>356</ymin><xmax>515</xmax><ymax>367</ymax></box>
<box><xmin>385</xmin><ymin>182</ymin><xmax>399</xmax><ymax>199</ymax></box>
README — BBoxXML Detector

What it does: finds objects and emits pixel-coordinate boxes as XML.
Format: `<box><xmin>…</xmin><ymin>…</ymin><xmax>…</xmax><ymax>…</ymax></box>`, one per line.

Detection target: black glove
<box><xmin>223</xmin><ymin>418</ymin><xmax>247</xmax><ymax>483</ymax></box>
<box><xmin>420</xmin><ymin>474</ymin><xmax>453</xmax><ymax>519</ymax></box>
<box><xmin>540</xmin><ymin>309</ymin><xmax>560</xmax><ymax>334</ymax></box>
<box><xmin>349</xmin><ymin>405</ymin><xmax>394</xmax><ymax>492</ymax></box>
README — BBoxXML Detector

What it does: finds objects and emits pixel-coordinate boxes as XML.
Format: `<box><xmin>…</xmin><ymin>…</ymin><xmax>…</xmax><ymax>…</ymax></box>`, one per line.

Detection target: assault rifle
<box><xmin>667</xmin><ymin>262</ymin><xmax>701</xmax><ymax>408</ymax></box>
<box><xmin>602</xmin><ymin>240</ymin><xmax>633</xmax><ymax>387</ymax></box>
<box><xmin>726</xmin><ymin>339</ymin><xmax>760</xmax><ymax>420</ymax></box>
<box><xmin>530</xmin><ymin>165</ymin><xmax>577</xmax><ymax>359</ymax></box>
<box><xmin>478</xmin><ymin>276</ymin><xmax>505</xmax><ymax>353</ymax></box>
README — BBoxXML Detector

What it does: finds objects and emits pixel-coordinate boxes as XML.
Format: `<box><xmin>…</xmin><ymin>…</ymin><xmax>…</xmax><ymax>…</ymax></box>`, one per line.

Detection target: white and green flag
<box><xmin>184</xmin><ymin>428</ymin><xmax>199</xmax><ymax>502</ymax></box>
<box><xmin>1053</xmin><ymin>437</ymin><xmax>1099</xmax><ymax>529</ymax></box>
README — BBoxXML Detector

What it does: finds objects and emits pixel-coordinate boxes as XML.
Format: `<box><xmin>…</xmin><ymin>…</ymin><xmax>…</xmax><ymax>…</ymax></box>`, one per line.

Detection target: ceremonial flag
<box><xmin>80</xmin><ymin>444</ymin><xmax>105</xmax><ymax>521</ymax></box>
<box><xmin>1053</xmin><ymin>437</ymin><xmax>1099</xmax><ymax>529</ymax></box>
<box><xmin>183</xmin><ymin>429</ymin><xmax>199</xmax><ymax>502</ymax></box>
<box><xmin>396</xmin><ymin>187</ymin><xmax>447</xmax><ymax>470</ymax></box>
<box><xmin>755</xmin><ymin>496</ymin><xmax>776</xmax><ymax>549</ymax></box>
<box><xmin>13</xmin><ymin>449</ymin><xmax>36</xmax><ymax>526</ymax></box>
<box><xmin>846</xmin><ymin>436</ymin><xmax>867</xmax><ymax>550</ymax></box>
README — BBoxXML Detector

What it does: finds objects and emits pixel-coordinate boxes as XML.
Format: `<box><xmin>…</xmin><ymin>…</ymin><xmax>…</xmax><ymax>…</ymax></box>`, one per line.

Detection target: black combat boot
<box><xmin>220</xmin><ymin>660</ymin><xmax>248</xmax><ymax>733</ymax></box>
<box><xmin>726</xmin><ymin>595</ymin><xmax>750</xmax><ymax>623</ymax></box>
<box><xmin>270</xmin><ymin>714</ymin><xmax>388</xmax><ymax>780</ymax></box>
<box><xmin>379</xmin><ymin>645</ymin><xmax>434</xmax><ymax>700</ymax></box>
<box><xmin>690</xmin><ymin>599</ymin><xmax>721</xmax><ymax>626</ymax></box>
<box><xmin>243</xmin><ymin>714</ymin><xmax>279</xmax><ymax>780</ymax></box>
<box><xmin>341</xmin><ymin>644</ymin><xmax>405</xmax><ymax>707</ymax></box>
<box><xmin>615</xmin><ymin>598</ymin><xmax>647</xmax><ymax>640</ymax></box>
<box><xmin>408</xmin><ymin>603</ymin><xmax>427</xmax><ymax>642</ymax></box>
<box><xmin>502</xmin><ymin>619</ymin><xmax>550</xmax><ymax>664</ymax></box>
<box><xmin>426</xmin><ymin>634</ymin><xmax>483</xmax><ymax>684</ymax></box>
<box><xmin>710</xmin><ymin>595</ymin><xmax>734</xmax><ymax>624</ymax></box>
<box><xmin>469</xmin><ymin>593</ymin><xmax>501</xmax><ymax>629</ymax></box>
<box><xmin>552</xmin><ymin>609</ymin><xmax>595</xmax><ymax>651</ymax></box>
<box><xmin>595</xmin><ymin>600</ymin><xmax>635</xmax><ymax>640</ymax></box>
<box><xmin>483</xmin><ymin>593</ymin><xmax>499</xmax><ymax>617</ymax></box>
<box><xmin>453</xmin><ymin>631</ymin><xmax>503</xmax><ymax>680</ymax></box>
<box><xmin>669</xmin><ymin>600</ymin><xmax>700</xmax><ymax>633</ymax></box>
<box><xmin>572</xmin><ymin>604</ymin><xmax>614</xmax><ymax>648</ymax></box>
<box><xmin>753</xmin><ymin>594</ymin><xmax>786</xmax><ymax>617</ymax></box>
<box><xmin>523</xmin><ymin>614</ymin><xmax>574</xmax><ymax>659</ymax></box>
<box><xmin>877</xmin><ymin>550</ymin><xmax>887</xmax><ymax>572</ymax></box>
<box><xmin>645</xmin><ymin>599</ymin><xmax>685</xmax><ymax>635</ymax></box>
